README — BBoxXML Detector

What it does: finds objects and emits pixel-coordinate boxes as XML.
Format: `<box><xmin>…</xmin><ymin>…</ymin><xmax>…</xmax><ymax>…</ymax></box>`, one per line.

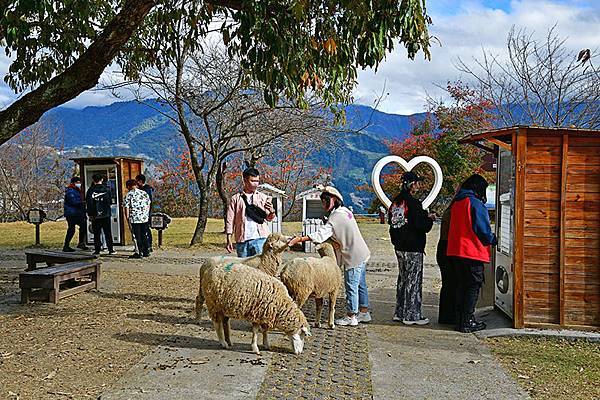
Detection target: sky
<box><xmin>1</xmin><ymin>0</ymin><xmax>599</xmax><ymax>115</ymax></box>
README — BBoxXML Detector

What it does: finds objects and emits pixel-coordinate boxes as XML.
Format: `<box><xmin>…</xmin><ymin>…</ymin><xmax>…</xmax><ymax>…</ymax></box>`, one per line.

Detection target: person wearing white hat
<box><xmin>288</xmin><ymin>185</ymin><xmax>372</xmax><ymax>326</ymax></box>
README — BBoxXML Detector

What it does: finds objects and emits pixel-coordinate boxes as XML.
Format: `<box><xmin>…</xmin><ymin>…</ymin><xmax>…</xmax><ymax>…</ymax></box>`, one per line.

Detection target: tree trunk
<box><xmin>0</xmin><ymin>0</ymin><xmax>156</xmax><ymax>145</ymax></box>
<box><xmin>215</xmin><ymin>161</ymin><xmax>229</xmax><ymax>230</ymax></box>
<box><xmin>192</xmin><ymin>186</ymin><xmax>210</xmax><ymax>245</ymax></box>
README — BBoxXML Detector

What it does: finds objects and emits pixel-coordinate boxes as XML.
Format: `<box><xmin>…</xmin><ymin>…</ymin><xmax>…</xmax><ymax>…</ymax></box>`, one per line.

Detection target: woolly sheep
<box><xmin>196</xmin><ymin>261</ymin><xmax>311</xmax><ymax>355</ymax></box>
<box><xmin>279</xmin><ymin>242</ymin><xmax>342</xmax><ymax>329</ymax></box>
<box><xmin>207</xmin><ymin>232</ymin><xmax>290</xmax><ymax>276</ymax></box>
<box><xmin>194</xmin><ymin>233</ymin><xmax>289</xmax><ymax>320</ymax></box>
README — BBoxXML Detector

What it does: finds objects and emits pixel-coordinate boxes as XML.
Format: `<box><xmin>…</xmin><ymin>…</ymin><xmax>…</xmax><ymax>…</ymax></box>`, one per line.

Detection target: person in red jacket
<box><xmin>447</xmin><ymin>174</ymin><xmax>497</xmax><ymax>333</ymax></box>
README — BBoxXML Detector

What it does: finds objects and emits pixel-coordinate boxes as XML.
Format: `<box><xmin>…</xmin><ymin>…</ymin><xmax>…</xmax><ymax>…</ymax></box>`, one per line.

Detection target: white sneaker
<box><xmin>392</xmin><ymin>315</ymin><xmax>402</xmax><ymax>322</ymax></box>
<box><xmin>402</xmin><ymin>317</ymin><xmax>430</xmax><ymax>326</ymax></box>
<box><xmin>335</xmin><ymin>315</ymin><xmax>359</xmax><ymax>326</ymax></box>
<box><xmin>357</xmin><ymin>311</ymin><xmax>372</xmax><ymax>323</ymax></box>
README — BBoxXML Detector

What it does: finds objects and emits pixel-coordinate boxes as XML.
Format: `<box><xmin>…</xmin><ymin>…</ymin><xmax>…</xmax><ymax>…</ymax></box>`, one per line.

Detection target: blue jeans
<box><xmin>344</xmin><ymin>261</ymin><xmax>369</xmax><ymax>314</ymax></box>
<box><xmin>236</xmin><ymin>237</ymin><xmax>267</xmax><ymax>257</ymax></box>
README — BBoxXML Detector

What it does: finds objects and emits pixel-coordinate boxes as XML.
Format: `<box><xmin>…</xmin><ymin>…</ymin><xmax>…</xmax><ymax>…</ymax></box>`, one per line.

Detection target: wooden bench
<box><xmin>24</xmin><ymin>249</ymin><xmax>97</xmax><ymax>271</ymax></box>
<box><xmin>19</xmin><ymin>260</ymin><xmax>101</xmax><ymax>304</ymax></box>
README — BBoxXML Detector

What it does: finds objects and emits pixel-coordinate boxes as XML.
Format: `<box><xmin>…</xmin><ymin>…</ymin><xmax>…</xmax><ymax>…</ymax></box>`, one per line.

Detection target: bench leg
<box><xmin>49</xmin><ymin>280</ymin><xmax>60</xmax><ymax>304</ymax></box>
<box><xmin>21</xmin><ymin>288</ymin><xmax>31</xmax><ymax>304</ymax></box>
<box><xmin>94</xmin><ymin>266</ymin><xmax>101</xmax><ymax>290</ymax></box>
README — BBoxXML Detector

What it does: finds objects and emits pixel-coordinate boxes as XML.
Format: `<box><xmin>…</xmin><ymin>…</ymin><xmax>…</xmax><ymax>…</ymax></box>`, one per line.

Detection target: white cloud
<box><xmin>353</xmin><ymin>0</ymin><xmax>600</xmax><ymax>114</ymax></box>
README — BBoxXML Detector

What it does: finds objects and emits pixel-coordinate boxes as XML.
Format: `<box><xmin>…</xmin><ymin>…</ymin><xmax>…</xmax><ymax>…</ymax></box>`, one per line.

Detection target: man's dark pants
<box><xmin>132</xmin><ymin>223</ymin><xmax>149</xmax><ymax>256</ymax></box>
<box><xmin>64</xmin><ymin>216</ymin><xmax>86</xmax><ymax>247</ymax></box>
<box><xmin>452</xmin><ymin>257</ymin><xmax>484</xmax><ymax>329</ymax></box>
<box><xmin>92</xmin><ymin>217</ymin><xmax>114</xmax><ymax>253</ymax></box>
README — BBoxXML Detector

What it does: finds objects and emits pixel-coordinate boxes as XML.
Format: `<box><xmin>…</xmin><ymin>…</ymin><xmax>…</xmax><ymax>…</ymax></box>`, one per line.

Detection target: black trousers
<box><xmin>92</xmin><ymin>217</ymin><xmax>113</xmax><ymax>252</ymax></box>
<box><xmin>132</xmin><ymin>223</ymin><xmax>149</xmax><ymax>256</ymax></box>
<box><xmin>452</xmin><ymin>257</ymin><xmax>484</xmax><ymax>328</ymax></box>
<box><xmin>144</xmin><ymin>222</ymin><xmax>153</xmax><ymax>250</ymax></box>
<box><xmin>64</xmin><ymin>216</ymin><xmax>86</xmax><ymax>247</ymax></box>
<box><xmin>436</xmin><ymin>240</ymin><xmax>457</xmax><ymax>324</ymax></box>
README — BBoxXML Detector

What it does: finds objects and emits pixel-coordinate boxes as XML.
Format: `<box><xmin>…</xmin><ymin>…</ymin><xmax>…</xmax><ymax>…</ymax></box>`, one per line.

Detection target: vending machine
<box><xmin>83</xmin><ymin>163</ymin><xmax>121</xmax><ymax>245</ymax></box>
<box><xmin>494</xmin><ymin>147</ymin><xmax>515</xmax><ymax>318</ymax></box>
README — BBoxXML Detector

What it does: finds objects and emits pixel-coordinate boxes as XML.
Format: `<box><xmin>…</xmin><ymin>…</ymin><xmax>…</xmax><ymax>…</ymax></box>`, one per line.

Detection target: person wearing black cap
<box><xmin>389</xmin><ymin>171</ymin><xmax>436</xmax><ymax>325</ymax></box>
<box><xmin>63</xmin><ymin>176</ymin><xmax>87</xmax><ymax>252</ymax></box>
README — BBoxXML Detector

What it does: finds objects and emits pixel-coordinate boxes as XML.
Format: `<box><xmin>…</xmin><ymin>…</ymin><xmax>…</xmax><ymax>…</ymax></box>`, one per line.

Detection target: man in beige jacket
<box><xmin>225</xmin><ymin>167</ymin><xmax>276</xmax><ymax>257</ymax></box>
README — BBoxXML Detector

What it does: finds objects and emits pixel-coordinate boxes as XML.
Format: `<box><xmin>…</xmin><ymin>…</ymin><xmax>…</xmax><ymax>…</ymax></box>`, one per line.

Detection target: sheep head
<box><xmin>262</xmin><ymin>232</ymin><xmax>291</xmax><ymax>254</ymax></box>
<box><xmin>316</xmin><ymin>242</ymin><xmax>336</xmax><ymax>259</ymax></box>
<box><xmin>288</xmin><ymin>322</ymin><xmax>312</xmax><ymax>355</ymax></box>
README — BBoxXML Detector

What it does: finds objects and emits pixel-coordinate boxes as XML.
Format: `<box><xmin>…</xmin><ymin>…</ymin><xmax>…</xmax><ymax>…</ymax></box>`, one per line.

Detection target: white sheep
<box><xmin>195</xmin><ymin>233</ymin><xmax>289</xmax><ymax>320</ymax></box>
<box><xmin>279</xmin><ymin>242</ymin><xmax>342</xmax><ymax>329</ymax></box>
<box><xmin>207</xmin><ymin>232</ymin><xmax>290</xmax><ymax>276</ymax></box>
<box><xmin>196</xmin><ymin>261</ymin><xmax>311</xmax><ymax>355</ymax></box>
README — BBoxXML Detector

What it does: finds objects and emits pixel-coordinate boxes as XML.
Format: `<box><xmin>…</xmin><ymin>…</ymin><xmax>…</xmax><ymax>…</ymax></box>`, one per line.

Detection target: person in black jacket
<box><xmin>389</xmin><ymin>171</ymin><xmax>436</xmax><ymax>325</ymax></box>
<box><xmin>436</xmin><ymin>207</ymin><xmax>456</xmax><ymax>325</ymax></box>
<box><xmin>86</xmin><ymin>173</ymin><xmax>115</xmax><ymax>255</ymax></box>
<box><xmin>63</xmin><ymin>176</ymin><xmax>87</xmax><ymax>252</ymax></box>
<box><xmin>136</xmin><ymin>174</ymin><xmax>154</xmax><ymax>252</ymax></box>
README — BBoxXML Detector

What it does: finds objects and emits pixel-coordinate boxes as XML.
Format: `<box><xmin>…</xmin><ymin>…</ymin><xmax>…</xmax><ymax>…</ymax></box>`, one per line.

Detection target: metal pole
<box><xmin>35</xmin><ymin>224</ymin><xmax>40</xmax><ymax>246</ymax></box>
<box><xmin>158</xmin><ymin>229</ymin><xmax>163</xmax><ymax>248</ymax></box>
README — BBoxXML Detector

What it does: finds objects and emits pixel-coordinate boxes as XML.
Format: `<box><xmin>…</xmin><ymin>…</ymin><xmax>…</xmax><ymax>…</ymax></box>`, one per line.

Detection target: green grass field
<box><xmin>0</xmin><ymin>218</ymin><xmax>307</xmax><ymax>250</ymax></box>
<box><xmin>487</xmin><ymin>337</ymin><xmax>600</xmax><ymax>399</ymax></box>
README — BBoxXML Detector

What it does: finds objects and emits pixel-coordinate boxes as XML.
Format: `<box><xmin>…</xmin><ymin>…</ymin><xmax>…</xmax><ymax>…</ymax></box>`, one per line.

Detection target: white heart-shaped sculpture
<box><xmin>371</xmin><ymin>155</ymin><xmax>443</xmax><ymax>210</ymax></box>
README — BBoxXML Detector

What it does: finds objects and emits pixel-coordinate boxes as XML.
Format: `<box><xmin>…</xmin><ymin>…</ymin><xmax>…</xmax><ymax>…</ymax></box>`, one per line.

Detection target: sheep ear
<box><xmin>301</xmin><ymin>326</ymin><xmax>312</xmax><ymax>337</ymax></box>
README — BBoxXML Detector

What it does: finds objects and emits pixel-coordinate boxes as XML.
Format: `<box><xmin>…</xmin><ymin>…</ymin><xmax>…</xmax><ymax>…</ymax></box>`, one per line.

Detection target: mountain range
<box><xmin>41</xmin><ymin>100</ymin><xmax>427</xmax><ymax>213</ymax></box>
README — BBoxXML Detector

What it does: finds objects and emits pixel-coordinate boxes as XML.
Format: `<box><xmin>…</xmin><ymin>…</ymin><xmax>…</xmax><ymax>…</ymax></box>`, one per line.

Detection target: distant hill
<box><xmin>42</xmin><ymin>100</ymin><xmax>426</xmax><ymax>212</ymax></box>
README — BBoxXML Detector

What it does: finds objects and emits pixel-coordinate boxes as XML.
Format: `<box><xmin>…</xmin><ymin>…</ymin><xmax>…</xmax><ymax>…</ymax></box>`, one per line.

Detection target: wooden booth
<box><xmin>72</xmin><ymin>157</ymin><xmax>145</xmax><ymax>246</ymax></box>
<box><xmin>464</xmin><ymin>126</ymin><xmax>599</xmax><ymax>329</ymax></box>
<box><xmin>257</xmin><ymin>183</ymin><xmax>286</xmax><ymax>234</ymax></box>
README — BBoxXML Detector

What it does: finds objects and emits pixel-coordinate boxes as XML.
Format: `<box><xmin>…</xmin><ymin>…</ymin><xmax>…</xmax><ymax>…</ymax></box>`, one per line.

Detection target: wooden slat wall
<box><xmin>563</xmin><ymin>136</ymin><xmax>600</xmax><ymax>326</ymax></box>
<box><xmin>522</xmin><ymin>133</ymin><xmax>561</xmax><ymax>324</ymax></box>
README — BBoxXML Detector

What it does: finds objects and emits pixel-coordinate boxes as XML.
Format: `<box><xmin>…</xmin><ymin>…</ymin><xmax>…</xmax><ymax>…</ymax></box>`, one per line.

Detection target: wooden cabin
<box><xmin>463</xmin><ymin>126</ymin><xmax>599</xmax><ymax>329</ymax></box>
<box><xmin>72</xmin><ymin>157</ymin><xmax>145</xmax><ymax>246</ymax></box>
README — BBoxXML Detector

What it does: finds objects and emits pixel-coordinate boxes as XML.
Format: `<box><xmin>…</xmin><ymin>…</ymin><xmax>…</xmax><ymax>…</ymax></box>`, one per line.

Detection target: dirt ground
<box><xmin>0</xmin><ymin>268</ymin><xmax>199</xmax><ymax>399</ymax></box>
<box><xmin>0</xmin><ymin>220</ymin><xmax>409</xmax><ymax>400</ymax></box>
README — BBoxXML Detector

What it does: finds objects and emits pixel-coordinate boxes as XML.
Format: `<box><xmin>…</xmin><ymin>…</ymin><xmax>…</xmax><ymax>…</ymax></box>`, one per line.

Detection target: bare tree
<box><xmin>0</xmin><ymin>121</ymin><xmax>71</xmax><ymax>221</ymax></box>
<box><xmin>120</xmin><ymin>42</ymin><xmax>333</xmax><ymax>245</ymax></box>
<box><xmin>457</xmin><ymin>26</ymin><xmax>600</xmax><ymax>128</ymax></box>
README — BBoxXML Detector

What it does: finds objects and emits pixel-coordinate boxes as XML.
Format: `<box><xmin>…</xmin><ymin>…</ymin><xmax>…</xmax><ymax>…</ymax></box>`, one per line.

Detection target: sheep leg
<box><xmin>223</xmin><ymin>316</ymin><xmax>232</xmax><ymax>347</ymax></box>
<box><xmin>314</xmin><ymin>297</ymin><xmax>324</xmax><ymax>328</ymax></box>
<box><xmin>213</xmin><ymin>314</ymin><xmax>229</xmax><ymax>349</ymax></box>
<box><xmin>262</xmin><ymin>328</ymin><xmax>270</xmax><ymax>350</ymax></box>
<box><xmin>251</xmin><ymin>324</ymin><xmax>261</xmax><ymax>355</ymax></box>
<box><xmin>328</xmin><ymin>292</ymin><xmax>337</xmax><ymax>329</ymax></box>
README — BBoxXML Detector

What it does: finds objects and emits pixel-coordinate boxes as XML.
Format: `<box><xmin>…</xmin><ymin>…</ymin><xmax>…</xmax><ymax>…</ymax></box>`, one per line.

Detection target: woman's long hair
<box><xmin>461</xmin><ymin>174</ymin><xmax>489</xmax><ymax>203</ymax></box>
<box><xmin>320</xmin><ymin>192</ymin><xmax>343</xmax><ymax>210</ymax></box>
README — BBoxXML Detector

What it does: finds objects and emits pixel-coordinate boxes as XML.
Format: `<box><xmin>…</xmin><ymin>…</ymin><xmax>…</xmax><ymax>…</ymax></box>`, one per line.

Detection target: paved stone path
<box><xmin>257</xmin><ymin>299</ymin><xmax>372</xmax><ymax>400</ymax></box>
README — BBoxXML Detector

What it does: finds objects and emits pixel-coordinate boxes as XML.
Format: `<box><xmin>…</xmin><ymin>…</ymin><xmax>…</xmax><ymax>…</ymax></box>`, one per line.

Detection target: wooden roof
<box><xmin>462</xmin><ymin>125</ymin><xmax>600</xmax><ymax>143</ymax></box>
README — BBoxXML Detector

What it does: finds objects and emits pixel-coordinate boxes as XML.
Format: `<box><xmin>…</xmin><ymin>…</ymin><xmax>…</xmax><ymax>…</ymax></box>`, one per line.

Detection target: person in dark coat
<box><xmin>436</xmin><ymin>207</ymin><xmax>456</xmax><ymax>324</ymax></box>
<box><xmin>447</xmin><ymin>174</ymin><xmax>497</xmax><ymax>333</ymax></box>
<box><xmin>136</xmin><ymin>174</ymin><xmax>154</xmax><ymax>252</ymax></box>
<box><xmin>86</xmin><ymin>173</ymin><xmax>115</xmax><ymax>255</ymax></box>
<box><xmin>63</xmin><ymin>176</ymin><xmax>87</xmax><ymax>252</ymax></box>
<box><xmin>389</xmin><ymin>171</ymin><xmax>436</xmax><ymax>325</ymax></box>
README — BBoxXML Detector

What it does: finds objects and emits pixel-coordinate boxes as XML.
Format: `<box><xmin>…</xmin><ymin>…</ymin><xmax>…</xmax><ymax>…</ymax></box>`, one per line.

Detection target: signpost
<box><xmin>149</xmin><ymin>212</ymin><xmax>172</xmax><ymax>248</ymax></box>
<box><xmin>26</xmin><ymin>208</ymin><xmax>47</xmax><ymax>246</ymax></box>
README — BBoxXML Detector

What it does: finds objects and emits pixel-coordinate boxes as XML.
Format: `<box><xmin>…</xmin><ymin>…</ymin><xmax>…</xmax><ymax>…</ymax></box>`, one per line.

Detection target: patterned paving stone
<box><xmin>256</xmin><ymin>299</ymin><xmax>373</xmax><ymax>400</ymax></box>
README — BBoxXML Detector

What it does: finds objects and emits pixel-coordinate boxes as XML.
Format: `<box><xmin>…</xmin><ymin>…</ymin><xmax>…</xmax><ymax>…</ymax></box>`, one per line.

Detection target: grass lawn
<box><xmin>0</xmin><ymin>217</ymin><xmax>307</xmax><ymax>250</ymax></box>
<box><xmin>487</xmin><ymin>337</ymin><xmax>600</xmax><ymax>400</ymax></box>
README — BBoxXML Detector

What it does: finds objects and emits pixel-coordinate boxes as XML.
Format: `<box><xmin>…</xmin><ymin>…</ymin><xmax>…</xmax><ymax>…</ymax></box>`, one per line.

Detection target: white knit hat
<box><xmin>319</xmin><ymin>185</ymin><xmax>344</xmax><ymax>202</ymax></box>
